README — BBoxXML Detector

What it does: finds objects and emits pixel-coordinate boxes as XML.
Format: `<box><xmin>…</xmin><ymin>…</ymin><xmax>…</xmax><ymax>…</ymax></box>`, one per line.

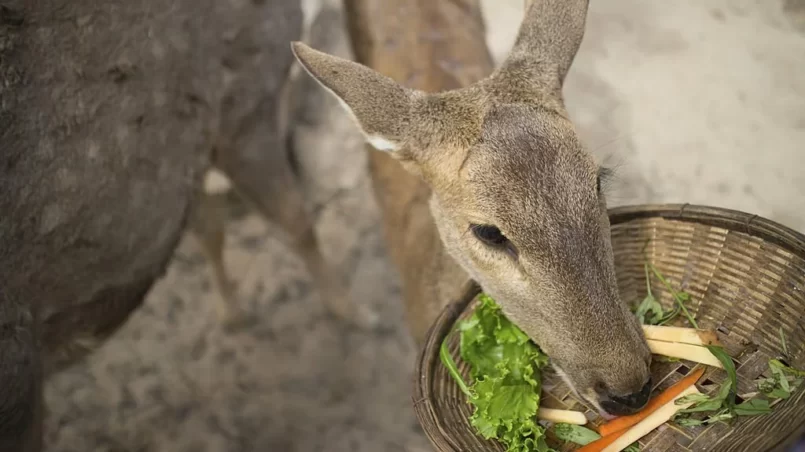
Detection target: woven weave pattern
<box><xmin>414</xmin><ymin>204</ymin><xmax>805</xmax><ymax>452</ymax></box>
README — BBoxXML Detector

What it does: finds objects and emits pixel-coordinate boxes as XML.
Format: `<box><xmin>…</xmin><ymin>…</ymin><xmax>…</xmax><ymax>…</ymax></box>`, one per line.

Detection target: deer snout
<box><xmin>598</xmin><ymin>377</ymin><xmax>653</xmax><ymax>416</ymax></box>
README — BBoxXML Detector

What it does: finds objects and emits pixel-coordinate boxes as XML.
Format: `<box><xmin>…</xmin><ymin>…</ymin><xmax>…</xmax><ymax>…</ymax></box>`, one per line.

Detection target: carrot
<box><xmin>578</xmin><ymin>379</ymin><xmax>702</xmax><ymax>452</ymax></box>
<box><xmin>576</xmin><ymin>429</ymin><xmax>628</xmax><ymax>452</ymax></box>
<box><xmin>575</xmin><ymin>428</ymin><xmax>624</xmax><ymax>452</ymax></box>
<box><xmin>601</xmin><ymin>385</ymin><xmax>701</xmax><ymax>452</ymax></box>
<box><xmin>596</xmin><ymin>366</ymin><xmax>705</xmax><ymax>438</ymax></box>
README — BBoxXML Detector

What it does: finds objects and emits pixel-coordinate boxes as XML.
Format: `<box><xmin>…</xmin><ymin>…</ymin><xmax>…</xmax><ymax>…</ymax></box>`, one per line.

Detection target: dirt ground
<box><xmin>42</xmin><ymin>0</ymin><xmax>805</xmax><ymax>451</ymax></box>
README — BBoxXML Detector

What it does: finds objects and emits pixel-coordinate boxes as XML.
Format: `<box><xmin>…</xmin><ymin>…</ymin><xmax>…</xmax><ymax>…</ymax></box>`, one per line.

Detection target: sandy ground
<box><xmin>43</xmin><ymin>0</ymin><xmax>805</xmax><ymax>451</ymax></box>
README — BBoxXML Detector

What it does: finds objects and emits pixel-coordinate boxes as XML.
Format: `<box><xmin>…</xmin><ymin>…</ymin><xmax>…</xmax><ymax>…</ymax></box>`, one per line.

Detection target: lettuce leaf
<box><xmin>450</xmin><ymin>294</ymin><xmax>554</xmax><ymax>452</ymax></box>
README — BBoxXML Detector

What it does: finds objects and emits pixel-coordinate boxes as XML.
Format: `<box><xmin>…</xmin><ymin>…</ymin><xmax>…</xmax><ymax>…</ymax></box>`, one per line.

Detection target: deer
<box><xmin>0</xmin><ymin>0</ymin><xmax>377</xmax><ymax>450</ymax></box>
<box><xmin>292</xmin><ymin>0</ymin><xmax>655</xmax><ymax>419</ymax></box>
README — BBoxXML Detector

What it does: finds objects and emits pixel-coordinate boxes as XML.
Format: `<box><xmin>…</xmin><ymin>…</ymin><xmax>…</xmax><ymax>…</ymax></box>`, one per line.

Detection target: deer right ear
<box><xmin>291</xmin><ymin>42</ymin><xmax>417</xmax><ymax>153</ymax></box>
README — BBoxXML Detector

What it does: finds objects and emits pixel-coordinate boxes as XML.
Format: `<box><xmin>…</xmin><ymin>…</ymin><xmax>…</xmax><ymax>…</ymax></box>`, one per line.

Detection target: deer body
<box><xmin>296</xmin><ymin>0</ymin><xmax>654</xmax><ymax>418</ymax></box>
<box><xmin>341</xmin><ymin>0</ymin><xmax>495</xmax><ymax>344</ymax></box>
<box><xmin>0</xmin><ymin>1</ymin><xmax>376</xmax><ymax>450</ymax></box>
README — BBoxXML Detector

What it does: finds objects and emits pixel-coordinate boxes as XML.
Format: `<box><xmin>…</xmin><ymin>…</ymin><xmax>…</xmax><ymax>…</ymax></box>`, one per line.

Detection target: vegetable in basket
<box><xmin>441</xmin><ymin>263</ymin><xmax>804</xmax><ymax>452</ymax></box>
<box><xmin>440</xmin><ymin>294</ymin><xmax>555</xmax><ymax>452</ymax></box>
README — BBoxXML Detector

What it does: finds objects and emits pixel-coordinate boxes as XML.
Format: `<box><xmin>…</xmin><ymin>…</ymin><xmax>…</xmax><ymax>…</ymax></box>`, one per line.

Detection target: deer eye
<box><xmin>470</xmin><ymin>224</ymin><xmax>508</xmax><ymax>247</ymax></box>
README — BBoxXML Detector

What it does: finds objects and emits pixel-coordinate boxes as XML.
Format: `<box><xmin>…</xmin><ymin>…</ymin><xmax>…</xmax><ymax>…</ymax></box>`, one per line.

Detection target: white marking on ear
<box><xmin>366</xmin><ymin>134</ymin><xmax>400</xmax><ymax>152</ymax></box>
<box><xmin>204</xmin><ymin>168</ymin><xmax>232</xmax><ymax>194</ymax></box>
<box><xmin>292</xmin><ymin>45</ymin><xmax>403</xmax><ymax>154</ymax></box>
<box><xmin>325</xmin><ymin>83</ymin><xmax>401</xmax><ymax>152</ymax></box>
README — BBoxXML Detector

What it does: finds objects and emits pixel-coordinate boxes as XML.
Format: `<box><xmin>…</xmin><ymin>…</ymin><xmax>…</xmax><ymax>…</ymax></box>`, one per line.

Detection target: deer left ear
<box><xmin>291</xmin><ymin>41</ymin><xmax>419</xmax><ymax>153</ymax></box>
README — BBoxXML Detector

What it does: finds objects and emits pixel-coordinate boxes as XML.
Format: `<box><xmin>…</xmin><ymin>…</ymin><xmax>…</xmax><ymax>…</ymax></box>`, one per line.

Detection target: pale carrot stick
<box><xmin>537</xmin><ymin>407</ymin><xmax>587</xmax><ymax>425</ymax></box>
<box><xmin>641</xmin><ymin>325</ymin><xmax>722</xmax><ymax>347</ymax></box>
<box><xmin>646</xmin><ymin>340</ymin><xmax>724</xmax><ymax>368</ymax></box>
<box><xmin>596</xmin><ymin>366</ymin><xmax>705</xmax><ymax>438</ymax></box>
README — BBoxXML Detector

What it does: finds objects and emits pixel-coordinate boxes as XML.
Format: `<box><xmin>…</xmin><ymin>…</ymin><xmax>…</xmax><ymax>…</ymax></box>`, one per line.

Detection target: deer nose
<box><xmin>599</xmin><ymin>378</ymin><xmax>653</xmax><ymax>416</ymax></box>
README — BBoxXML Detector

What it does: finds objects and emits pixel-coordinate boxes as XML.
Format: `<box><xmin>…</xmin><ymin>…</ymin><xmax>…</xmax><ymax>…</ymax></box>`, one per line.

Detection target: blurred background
<box><xmin>43</xmin><ymin>0</ymin><xmax>805</xmax><ymax>451</ymax></box>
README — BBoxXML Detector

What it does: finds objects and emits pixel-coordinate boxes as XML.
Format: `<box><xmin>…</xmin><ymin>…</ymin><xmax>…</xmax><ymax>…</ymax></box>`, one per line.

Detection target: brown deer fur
<box><xmin>294</xmin><ymin>0</ymin><xmax>653</xmax><ymax>417</ymax></box>
<box><xmin>341</xmin><ymin>0</ymin><xmax>496</xmax><ymax>346</ymax></box>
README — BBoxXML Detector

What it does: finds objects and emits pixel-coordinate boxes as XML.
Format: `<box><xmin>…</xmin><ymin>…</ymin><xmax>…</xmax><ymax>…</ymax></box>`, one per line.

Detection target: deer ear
<box><xmin>291</xmin><ymin>42</ymin><xmax>416</xmax><ymax>152</ymax></box>
<box><xmin>493</xmin><ymin>0</ymin><xmax>589</xmax><ymax>97</ymax></box>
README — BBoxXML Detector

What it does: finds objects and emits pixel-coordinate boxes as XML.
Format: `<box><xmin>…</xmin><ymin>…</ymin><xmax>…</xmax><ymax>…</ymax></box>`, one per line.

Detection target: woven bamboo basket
<box><xmin>414</xmin><ymin>204</ymin><xmax>805</xmax><ymax>452</ymax></box>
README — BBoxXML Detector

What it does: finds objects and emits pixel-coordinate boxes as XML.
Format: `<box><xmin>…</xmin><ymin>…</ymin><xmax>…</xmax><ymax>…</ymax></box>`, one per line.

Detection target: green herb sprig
<box><xmin>634</xmin><ymin>262</ymin><xmax>697</xmax><ymax>328</ymax></box>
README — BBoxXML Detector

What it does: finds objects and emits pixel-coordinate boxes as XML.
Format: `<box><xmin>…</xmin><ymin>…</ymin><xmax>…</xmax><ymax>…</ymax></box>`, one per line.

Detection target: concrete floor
<box><xmin>43</xmin><ymin>1</ymin><xmax>805</xmax><ymax>451</ymax></box>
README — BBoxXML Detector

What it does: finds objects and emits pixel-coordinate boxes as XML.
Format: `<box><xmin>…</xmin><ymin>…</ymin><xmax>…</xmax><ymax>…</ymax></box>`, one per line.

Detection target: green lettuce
<box><xmin>441</xmin><ymin>294</ymin><xmax>553</xmax><ymax>452</ymax></box>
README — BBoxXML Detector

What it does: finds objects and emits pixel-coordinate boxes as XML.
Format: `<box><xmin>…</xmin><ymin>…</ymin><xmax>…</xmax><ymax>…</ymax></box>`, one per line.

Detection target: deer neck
<box><xmin>343</xmin><ymin>0</ymin><xmax>496</xmax><ymax>343</ymax></box>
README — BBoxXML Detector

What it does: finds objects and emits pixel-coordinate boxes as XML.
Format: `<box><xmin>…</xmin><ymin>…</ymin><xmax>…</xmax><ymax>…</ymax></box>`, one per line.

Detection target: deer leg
<box><xmin>212</xmin><ymin>7</ymin><xmax>377</xmax><ymax>328</ymax></box>
<box><xmin>216</xmin><ymin>146</ymin><xmax>378</xmax><ymax>329</ymax></box>
<box><xmin>190</xmin><ymin>189</ymin><xmax>252</xmax><ymax>330</ymax></box>
<box><xmin>214</xmin><ymin>94</ymin><xmax>379</xmax><ymax>329</ymax></box>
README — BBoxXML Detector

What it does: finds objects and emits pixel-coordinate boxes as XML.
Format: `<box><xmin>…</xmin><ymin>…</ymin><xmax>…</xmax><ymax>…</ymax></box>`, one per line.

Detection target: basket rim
<box><xmin>607</xmin><ymin>203</ymin><xmax>804</xmax><ymax>255</ymax></box>
<box><xmin>412</xmin><ymin>202</ymin><xmax>805</xmax><ymax>452</ymax></box>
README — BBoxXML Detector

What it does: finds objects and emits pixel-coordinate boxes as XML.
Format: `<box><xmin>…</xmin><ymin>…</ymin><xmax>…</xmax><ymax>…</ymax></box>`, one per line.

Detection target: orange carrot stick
<box><xmin>595</xmin><ymin>366</ymin><xmax>705</xmax><ymax>439</ymax></box>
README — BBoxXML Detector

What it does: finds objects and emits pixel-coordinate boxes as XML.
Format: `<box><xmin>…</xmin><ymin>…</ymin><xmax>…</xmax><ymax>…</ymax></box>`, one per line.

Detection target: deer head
<box><xmin>291</xmin><ymin>0</ymin><xmax>652</xmax><ymax>416</ymax></box>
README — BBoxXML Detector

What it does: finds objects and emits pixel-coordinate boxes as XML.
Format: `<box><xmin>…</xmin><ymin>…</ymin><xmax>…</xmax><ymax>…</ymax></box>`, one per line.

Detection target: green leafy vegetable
<box><xmin>675</xmin><ymin>409</ymin><xmax>737</xmax><ymax>427</ymax></box>
<box><xmin>648</xmin><ymin>263</ymin><xmax>698</xmax><ymax>328</ymax></box>
<box><xmin>635</xmin><ymin>264</ymin><xmax>665</xmax><ymax>325</ymax></box>
<box><xmin>706</xmin><ymin>345</ymin><xmax>738</xmax><ymax>410</ymax></box>
<box><xmin>673</xmin><ymin>348</ymin><xmax>799</xmax><ymax>427</ymax></box>
<box><xmin>771</xmin><ymin>359</ymin><xmax>805</xmax><ymax>377</ymax></box>
<box><xmin>443</xmin><ymin>294</ymin><xmax>554</xmax><ymax>452</ymax></box>
<box><xmin>677</xmin><ymin>398</ymin><xmax>725</xmax><ymax>414</ymax></box>
<box><xmin>757</xmin><ymin>359</ymin><xmax>805</xmax><ymax>401</ymax></box>
<box><xmin>552</xmin><ymin>424</ymin><xmax>640</xmax><ymax>451</ymax></box>
<box><xmin>673</xmin><ymin>346</ymin><xmax>741</xmax><ymax>425</ymax></box>
<box><xmin>733</xmin><ymin>398</ymin><xmax>772</xmax><ymax>416</ymax></box>
<box><xmin>674</xmin><ymin>417</ymin><xmax>705</xmax><ymax>427</ymax></box>
<box><xmin>633</xmin><ymin>262</ymin><xmax>695</xmax><ymax>327</ymax></box>
<box><xmin>552</xmin><ymin>424</ymin><xmax>600</xmax><ymax>446</ymax></box>
<box><xmin>439</xmin><ymin>328</ymin><xmax>471</xmax><ymax>397</ymax></box>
